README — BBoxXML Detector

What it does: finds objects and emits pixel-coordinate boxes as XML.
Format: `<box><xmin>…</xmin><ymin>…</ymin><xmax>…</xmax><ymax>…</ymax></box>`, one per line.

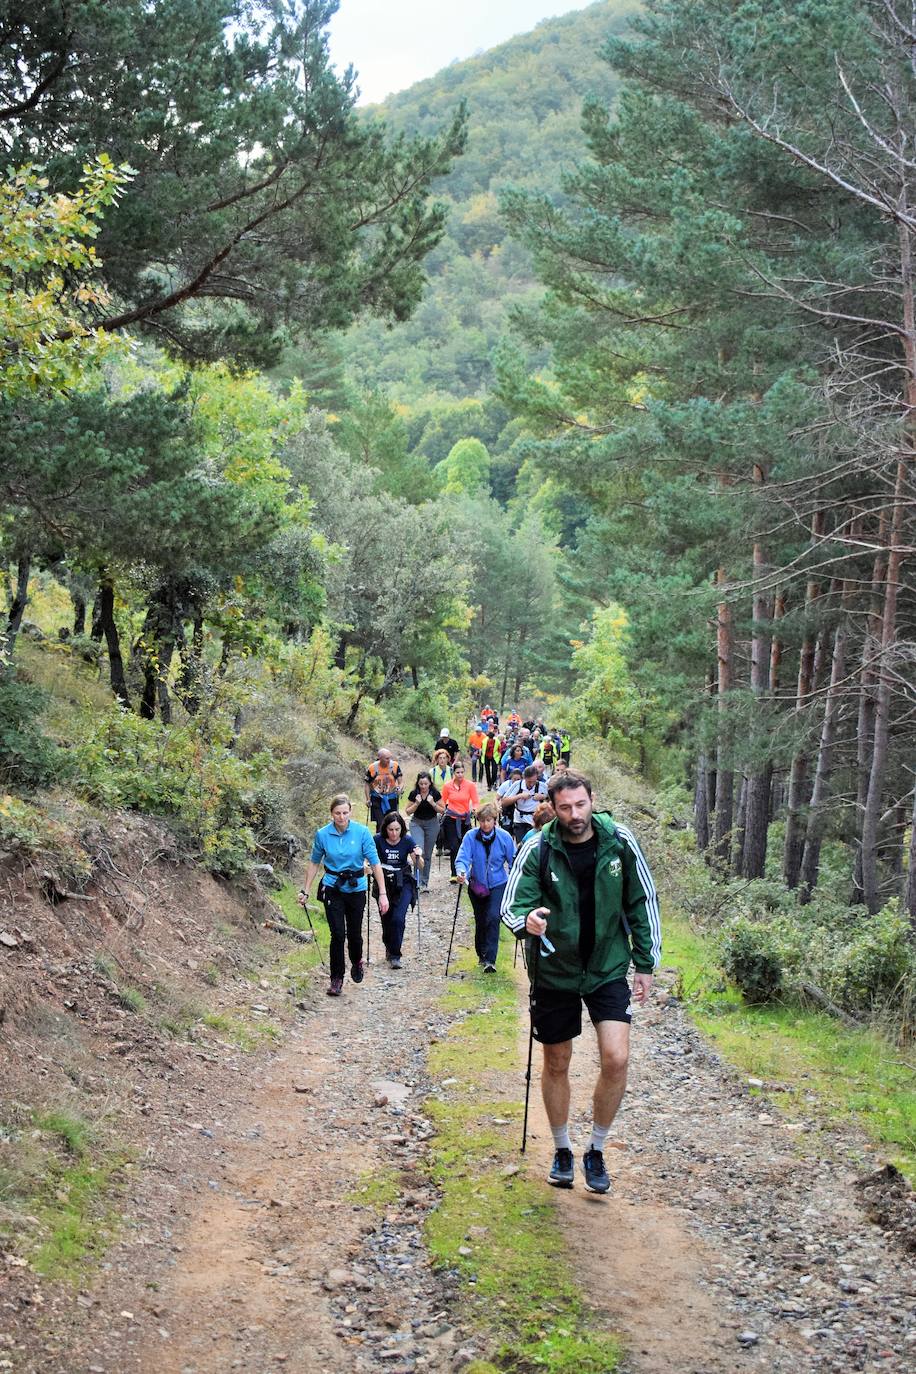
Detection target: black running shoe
<box><xmin>548</xmin><ymin>1147</ymin><xmax>575</xmax><ymax>1188</ymax></box>
<box><xmin>582</xmin><ymin>1147</ymin><xmax>610</xmax><ymax>1193</ymax></box>
<box><xmin>351</xmin><ymin>960</ymin><xmax>365</xmax><ymax>983</ymax></box>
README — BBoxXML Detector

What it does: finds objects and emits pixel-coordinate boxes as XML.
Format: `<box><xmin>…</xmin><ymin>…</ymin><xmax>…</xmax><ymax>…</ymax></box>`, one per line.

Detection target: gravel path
<box><xmin>9</xmin><ymin>794</ymin><xmax>914</xmax><ymax>1373</ymax></box>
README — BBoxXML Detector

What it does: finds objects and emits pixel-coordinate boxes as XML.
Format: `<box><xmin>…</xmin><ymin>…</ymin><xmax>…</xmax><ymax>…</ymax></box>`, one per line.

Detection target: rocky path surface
<box><xmin>533</xmin><ymin>974</ymin><xmax>915</xmax><ymax>1374</ymax></box>
<box><xmin>14</xmin><ymin>793</ymin><xmax>914</xmax><ymax>1373</ymax></box>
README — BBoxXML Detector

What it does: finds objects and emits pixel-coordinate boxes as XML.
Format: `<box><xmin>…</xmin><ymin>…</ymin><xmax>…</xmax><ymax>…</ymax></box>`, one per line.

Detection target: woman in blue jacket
<box><xmin>455</xmin><ymin>804</ymin><xmax>515</xmax><ymax>972</ymax></box>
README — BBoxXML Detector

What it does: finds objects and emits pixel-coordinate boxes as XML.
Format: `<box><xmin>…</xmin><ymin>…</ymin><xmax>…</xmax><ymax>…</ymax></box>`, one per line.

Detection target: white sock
<box><xmin>550</xmin><ymin>1123</ymin><xmax>572</xmax><ymax>1151</ymax></box>
<box><xmin>590</xmin><ymin>1122</ymin><xmax>611</xmax><ymax>1153</ymax></box>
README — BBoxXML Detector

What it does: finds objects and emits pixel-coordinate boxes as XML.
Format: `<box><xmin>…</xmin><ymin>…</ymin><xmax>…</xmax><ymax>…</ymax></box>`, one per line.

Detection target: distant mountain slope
<box><xmin>340</xmin><ymin>1</ymin><xmax>641</xmax><ymax>402</ymax></box>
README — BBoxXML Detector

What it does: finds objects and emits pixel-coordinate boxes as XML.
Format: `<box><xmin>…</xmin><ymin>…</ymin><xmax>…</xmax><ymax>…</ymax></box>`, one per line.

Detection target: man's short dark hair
<box><xmin>523</xmin><ymin>765</ymin><xmax>538</xmax><ymax>781</ymax></box>
<box><xmin>547</xmin><ymin>769</ymin><xmax>592</xmax><ymax>800</ymax></box>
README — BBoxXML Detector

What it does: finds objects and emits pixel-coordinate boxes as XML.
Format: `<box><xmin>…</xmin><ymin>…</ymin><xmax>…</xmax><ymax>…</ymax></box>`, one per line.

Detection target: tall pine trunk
<box><xmin>742</xmin><ymin>470</ymin><xmax>773</xmax><ymax>878</ymax></box>
<box><xmin>784</xmin><ymin>512</ymin><xmax>825</xmax><ymax>888</ymax></box>
<box><xmin>852</xmin><ymin>515</ymin><xmax>888</xmax><ymax>903</ymax></box>
<box><xmin>714</xmin><ymin>568</ymin><xmax>734</xmax><ymax>865</ymax></box>
<box><xmin>861</xmin><ymin>221</ymin><xmax>914</xmax><ymax>913</ymax></box>
<box><xmin>799</xmin><ymin>580</ymin><xmax>849</xmax><ymax>901</ymax></box>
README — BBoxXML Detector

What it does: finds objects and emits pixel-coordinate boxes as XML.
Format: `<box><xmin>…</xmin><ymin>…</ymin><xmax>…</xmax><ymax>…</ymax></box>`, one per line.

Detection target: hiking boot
<box><xmin>483</xmin><ymin>961</ymin><xmax>496</xmax><ymax>973</ymax></box>
<box><xmin>582</xmin><ymin>1147</ymin><xmax>611</xmax><ymax>1193</ymax></box>
<box><xmin>448</xmin><ymin>875</ymin><xmax>459</xmax><ymax>884</ymax></box>
<box><xmin>326</xmin><ymin>977</ymin><xmax>343</xmax><ymax>997</ymax></box>
<box><xmin>351</xmin><ymin>960</ymin><xmax>365</xmax><ymax>984</ymax></box>
<box><xmin>548</xmin><ymin>1147</ymin><xmax>575</xmax><ymax>1188</ymax></box>
<box><xmin>389</xmin><ymin>956</ymin><xmax>402</xmax><ymax>969</ymax></box>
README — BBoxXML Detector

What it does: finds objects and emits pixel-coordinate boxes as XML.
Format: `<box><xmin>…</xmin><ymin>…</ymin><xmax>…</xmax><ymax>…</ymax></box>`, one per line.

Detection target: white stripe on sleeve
<box><xmin>615</xmin><ymin>823</ymin><xmax>662</xmax><ymax>966</ymax></box>
<box><xmin>500</xmin><ymin>830</ymin><xmax>542</xmax><ymax>930</ymax></box>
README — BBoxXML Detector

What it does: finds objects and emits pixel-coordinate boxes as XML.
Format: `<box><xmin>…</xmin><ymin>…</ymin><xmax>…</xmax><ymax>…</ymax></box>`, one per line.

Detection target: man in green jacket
<box><xmin>501</xmin><ymin>770</ymin><xmax>660</xmax><ymax>1192</ymax></box>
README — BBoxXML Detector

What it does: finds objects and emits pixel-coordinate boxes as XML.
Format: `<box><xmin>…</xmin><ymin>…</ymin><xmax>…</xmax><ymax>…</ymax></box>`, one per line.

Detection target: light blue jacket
<box><xmin>310</xmin><ymin>821</ymin><xmax>377</xmax><ymax>892</ymax></box>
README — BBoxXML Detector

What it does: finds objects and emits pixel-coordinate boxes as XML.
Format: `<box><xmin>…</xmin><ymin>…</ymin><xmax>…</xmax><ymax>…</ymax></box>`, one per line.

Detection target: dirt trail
<box><xmin>526</xmin><ymin>973</ymin><xmax>914</xmax><ymax>1373</ymax></box>
<box><xmin>13</xmin><ymin>758</ymin><xmax>914</xmax><ymax>1374</ymax></box>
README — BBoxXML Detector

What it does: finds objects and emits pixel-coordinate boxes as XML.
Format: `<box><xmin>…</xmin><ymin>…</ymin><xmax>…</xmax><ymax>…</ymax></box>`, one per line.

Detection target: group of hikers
<box><xmin>298</xmin><ymin>707</ymin><xmax>661</xmax><ymax>1193</ymax></box>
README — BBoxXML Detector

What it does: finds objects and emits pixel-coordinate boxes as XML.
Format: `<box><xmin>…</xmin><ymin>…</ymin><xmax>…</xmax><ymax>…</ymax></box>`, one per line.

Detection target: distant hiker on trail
<box><xmin>496</xmin><ymin>766</ymin><xmax>524</xmax><ymax>830</ymax></box>
<box><xmin>364</xmin><ymin>748</ymin><xmax>403</xmax><ymax>830</ymax></box>
<box><xmin>499</xmin><ymin>763</ymin><xmax>549</xmax><ymax>845</ymax></box>
<box><xmin>434</xmin><ymin>727</ymin><xmax>460</xmax><ymax>763</ymax></box>
<box><xmin>500</xmin><ymin>740</ymin><xmax>531</xmax><ymax>782</ymax></box>
<box><xmin>430</xmin><ymin>749</ymin><xmax>452</xmax><ymax>790</ymax></box>
<box><xmin>455</xmin><ymin>803</ymin><xmax>515</xmax><ymax>973</ymax></box>
<box><xmin>501</xmin><ymin>769</ymin><xmax>660</xmax><ymax>1193</ymax></box>
<box><xmin>404</xmin><ymin>770</ymin><xmax>444</xmax><ymax>893</ymax></box>
<box><xmin>440</xmin><ymin>758</ymin><xmax>479</xmax><ymax>881</ymax></box>
<box><xmin>300</xmin><ymin>794</ymin><xmax>389</xmax><ymax>997</ymax></box>
<box><xmin>482</xmin><ymin>722</ymin><xmax>503</xmax><ymax>790</ymax></box>
<box><xmin>559</xmin><ymin>730</ymin><xmax>572</xmax><ymax>766</ymax></box>
<box><xmin>539</xmin><ymin>734</ymin><xmax>557</xmax><ymax>774</ymax></box>
<box><xmin>467</xmin><ymin>724</ymin><xmax>485</xmax><ymax>785</ymax></box>
<box><xmin>373</xmin><ymin>812</ymin><xmax>417</xmax><ymax>969</ymax></box>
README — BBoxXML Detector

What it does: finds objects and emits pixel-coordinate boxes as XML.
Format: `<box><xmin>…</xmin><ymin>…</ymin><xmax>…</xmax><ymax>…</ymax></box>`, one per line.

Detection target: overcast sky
<box><xmin>327</xmin><ymin>1</ymin><xmax>587</xmax><ymax>104</ymax></box>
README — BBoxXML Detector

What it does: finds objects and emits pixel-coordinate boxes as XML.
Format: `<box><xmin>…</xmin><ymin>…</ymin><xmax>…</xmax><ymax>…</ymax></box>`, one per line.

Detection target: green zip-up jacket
<box><xmin>500</xmin><ymin>812</ymin><xmax>661</xmax><ymax>993</ymax></box>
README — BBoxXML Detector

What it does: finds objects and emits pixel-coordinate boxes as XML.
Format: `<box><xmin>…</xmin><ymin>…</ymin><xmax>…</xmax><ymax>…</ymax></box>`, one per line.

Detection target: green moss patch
<box><xmin>0</xmin><ymin>1110</ymin><xmax>130</xmax><ymax>1284</ymax></box>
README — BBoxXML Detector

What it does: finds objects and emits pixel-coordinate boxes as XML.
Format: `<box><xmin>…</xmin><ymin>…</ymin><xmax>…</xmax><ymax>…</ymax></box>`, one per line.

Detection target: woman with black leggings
<box><xmin>299</xmin><ymin>793</ymin><xmax>389</xmax><ymax>997</ymax></box>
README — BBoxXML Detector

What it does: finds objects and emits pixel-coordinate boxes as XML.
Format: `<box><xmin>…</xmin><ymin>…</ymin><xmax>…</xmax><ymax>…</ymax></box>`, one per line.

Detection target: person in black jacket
<box><xmin>434</xmin><ymin>727</ymin><xmax>460</xmax><ymax>763</ymax></box>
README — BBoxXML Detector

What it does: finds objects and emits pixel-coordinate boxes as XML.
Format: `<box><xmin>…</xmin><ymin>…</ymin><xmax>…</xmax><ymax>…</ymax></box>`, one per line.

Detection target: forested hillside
<box><xmin>335</xmin><ymin>0</ymin><xmax>642</xmax><ymax>401</ymax></box>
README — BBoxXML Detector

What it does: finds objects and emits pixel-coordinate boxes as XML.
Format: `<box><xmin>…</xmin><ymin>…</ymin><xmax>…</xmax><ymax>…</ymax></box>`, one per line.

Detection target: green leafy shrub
<box><xmin>721</xmin><ymin>918</ymin><xmax>784</xmax><ymax>1004</ymax></box>
<box><xmin>831</xmin><ymin>901</ymin><xmax>915</xmax><ymax>1014</ymax></box>
<box><xmin>384</xmin><ymin>681</ymin><xmax>451</xmax><ymax>754</ymax></box>
<box><xmin>0</xmin><ymin>679</ymin><xmax>66</xmax><ymax>788</ymax></box>
<box><xmin>72</xmin><ymin>707</ymin><xmax>267</xmax><ymax>874</ymax></box>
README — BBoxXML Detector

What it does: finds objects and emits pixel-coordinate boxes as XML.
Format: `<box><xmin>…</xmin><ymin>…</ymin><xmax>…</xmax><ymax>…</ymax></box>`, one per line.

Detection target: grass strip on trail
<box><xmin>425</xmin><ymin>937</ymin><xmax>621</xmax><ymax>1374</ymax></box>
<box><xmin>665</xmin><ymin>914</ymin><xmax>916</xmax><ymax>1182</ymax></box>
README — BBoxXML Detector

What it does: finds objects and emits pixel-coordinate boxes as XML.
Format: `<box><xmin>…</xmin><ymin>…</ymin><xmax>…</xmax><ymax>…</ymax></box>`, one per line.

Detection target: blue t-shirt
<box><xmin>500</xmin><ymin>747</ymin><xmax>533</xmax><ymax>771</ymax></box>
<box><xmin>311</xmin><ymin>821</ymin><xmax>378</xmax><ymax>891</ymax></box>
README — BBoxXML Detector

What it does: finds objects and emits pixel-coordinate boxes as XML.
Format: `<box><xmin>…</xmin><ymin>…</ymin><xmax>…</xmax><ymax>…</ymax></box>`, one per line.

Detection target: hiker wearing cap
<box><xmin>434</xmin><ymin>728</ymin><xmax>460</xmax><ymax>763</ymax></box>
<box><xmin>364</xmin><ymin>748</ymin><xmax>403</xmax><ymax>831</ymax></box>
<box><xmin>455</xmin><ymin>804</ymin><xmax>515</xmax><ymax>972</ymax></box>
<box><xmin>501</xmin><ymin>769</ymin><xmax>660</xmax><ymax>1194</ymax></box>
<box><xmin>300</xmin><ymin>794</ymin><xmax>389</xmax><ymax>997</ymax></box>
<box><xmin>496</xmin><ymin>766</ymin><xmax>524</xmax><ymax>831</ymax></box>
<box><xmin>499</xmin><ymin>763</ymin><xmax>549</xmax><ymax>845</ymax></box>
<box><xmin>440</xmin><ymin>758</ymin><xmax>478</xmax><ymax>880</ymax></box>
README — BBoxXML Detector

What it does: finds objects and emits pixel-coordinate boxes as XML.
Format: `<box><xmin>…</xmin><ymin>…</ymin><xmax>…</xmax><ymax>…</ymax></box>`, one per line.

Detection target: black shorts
<box><xmin>530</xmin><ymin>978</ymin><xmax>631</xmax><ymax>1044</ymax></box>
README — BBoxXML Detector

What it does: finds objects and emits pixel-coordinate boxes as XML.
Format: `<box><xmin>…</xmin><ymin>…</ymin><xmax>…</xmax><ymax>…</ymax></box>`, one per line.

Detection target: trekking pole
<box><xmin>444</xmin><ymin>884</ymin><xmax>462</xmax><ymax>977</ymax></box>
<box><xmin>297</xmin><ymin>891</ymin><xmax>326</xmax><ymax>969</ymax></box>
<box><xmin>415</xmin><ymin>881</ymin><xmax>422</xmax><ymax>954</ymax></box>
<box><xmin>365</xmin><ymin>884</ymin><xmax>371</xmax><ymax>965</ymax></box>
<box><xmin>521</xmin><ymin>934</ymin><xmax>555</xmax><ymax>1154</ymax></box>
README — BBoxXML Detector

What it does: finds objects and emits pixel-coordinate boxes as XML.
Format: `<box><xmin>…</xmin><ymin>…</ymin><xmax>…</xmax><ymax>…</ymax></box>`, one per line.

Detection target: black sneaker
<box><xmin>351</xmin><ymin>960</ymin><xmax>365</xmax><ymax>983</ymax></box>
<box><xmin>483</xmin><ymin>962</ymin><xmax>496</xmax><ymax>973</ymax></box>
<box><xmin>548</xmin><ymin>1147</ymin><xmax>575</xmax><ymax>1188</ymax></box>
<box><xmin>582</xmin><ymin>1147</ymin><xmax>610</xmax><ymax>1193</ymax></box>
